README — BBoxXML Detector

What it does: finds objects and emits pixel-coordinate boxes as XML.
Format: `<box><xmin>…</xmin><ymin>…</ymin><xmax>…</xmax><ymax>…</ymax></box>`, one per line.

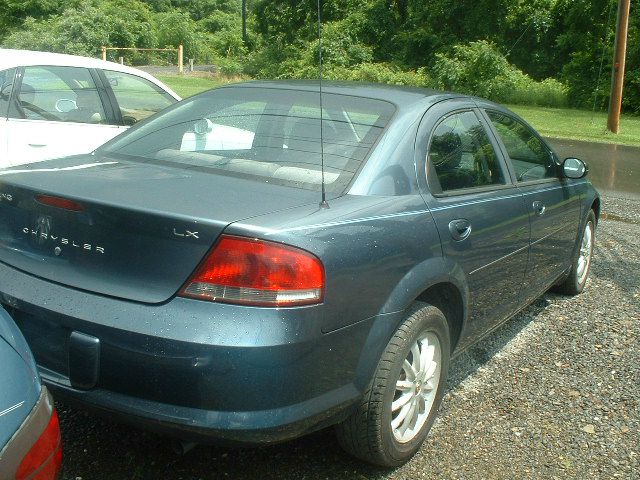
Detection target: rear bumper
<box><xmin>45</xmin><ymin>379</ymin><xmax>359</xmax><ymax>445</ymax></box>
<box><xmin>0</xmin><ymin>261</ymin><xmax>393</xmax><ymax>444</ymax></box>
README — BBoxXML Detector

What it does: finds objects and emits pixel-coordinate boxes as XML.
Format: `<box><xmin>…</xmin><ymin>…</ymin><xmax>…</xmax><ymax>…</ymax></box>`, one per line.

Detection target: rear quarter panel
<box><xmin>225</xmin><ymin>193</ymin><xmax>444</xmax><ymax>333</ymax></box>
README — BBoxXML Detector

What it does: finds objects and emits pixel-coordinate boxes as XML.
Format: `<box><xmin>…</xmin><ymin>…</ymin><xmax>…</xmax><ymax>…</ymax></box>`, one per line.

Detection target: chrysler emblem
<box><xmin>34</xmin><ymin>215</ymin><xmax>52</xmax><ymax>246</ymax></box>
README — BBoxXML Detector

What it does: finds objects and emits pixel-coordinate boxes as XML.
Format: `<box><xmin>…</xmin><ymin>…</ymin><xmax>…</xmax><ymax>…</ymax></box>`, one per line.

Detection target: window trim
<box><xmin>425</xmin><ymin>108</ymin><xmax>511</xmax><ymax>196</ymax></box>
<box><xmin>480</xmin><ymin>108</ymin><xmax>560</xmax><ymax>185</ymax></box>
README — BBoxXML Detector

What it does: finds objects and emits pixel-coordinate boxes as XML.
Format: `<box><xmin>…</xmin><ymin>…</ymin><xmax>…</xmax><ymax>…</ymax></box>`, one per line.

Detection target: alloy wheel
<box><xmin>391</xmin><ymin>331</ymin><xmax>442</xmax><ymax>443</ymax></box>
<box><xmin>576</xmin><ymin>220</ymin><xmax>593</xmax><ymax>285</ymax></box>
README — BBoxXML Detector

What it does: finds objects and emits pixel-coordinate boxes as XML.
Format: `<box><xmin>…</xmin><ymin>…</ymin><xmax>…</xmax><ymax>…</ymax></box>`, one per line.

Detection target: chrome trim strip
<box><xmin>270</xmin><ymin>181</ymin><xmax>588</xmax><ymax>234</ymax></box>
<box><xmin>0</xmin><ymin>161</ymin><xmax>118</xmax><ymax>176</ymax></box>
<box><xmin>430</xmin><ymin>192</ymin><xmax>523</xmax><ymax>212</ymax></box>
<box><xmin>270</xmin><ymin>209</ymin><xmax>430</xmax><ymax>233</ymax></box>
<box><xmin>531</xmin><ymin>226</ymin><xmax>565</xmax><ymax>246</ymax></box>
<box><xmin>0</xmin><ymin>401</ymin><xmax>24</xmax><ymax>417</ymax></box>
<box><xmin>520</xmin><ymin>181</ymin><xmax>588</xmax><ymax>194</ymax></box>
<box><xmin>469</xmin><ymin>244</ymin><xmax>529</xmax><ymax>276</ymax></box>
<box><xmin>468</xmin><ymin>225</ymin><xmax>565</xmax><ymax>276</ymax></box>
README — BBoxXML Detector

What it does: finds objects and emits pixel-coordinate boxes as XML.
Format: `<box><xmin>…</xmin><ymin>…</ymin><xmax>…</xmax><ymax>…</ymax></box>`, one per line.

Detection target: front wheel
<box><xmin>336</xmin><ymin>303</ymin><xmax>450</xmax><ymax>467</ymax></box>
<box><xmin>554</xmin><ymin>210</ymin><xmax>596</xmax><ymax>295</ymax></box>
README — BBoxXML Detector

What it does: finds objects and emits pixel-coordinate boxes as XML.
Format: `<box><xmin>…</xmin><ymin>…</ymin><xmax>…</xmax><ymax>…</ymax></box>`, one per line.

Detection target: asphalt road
<box><xmin>56</xmin><ymin>193</ymin><xmax>640</xmax><ymax>480</ymax></box>
<box><xmin>547</xmin><ymin>138</ymin><xmax>639</xmax><ymax>200</ymax></box>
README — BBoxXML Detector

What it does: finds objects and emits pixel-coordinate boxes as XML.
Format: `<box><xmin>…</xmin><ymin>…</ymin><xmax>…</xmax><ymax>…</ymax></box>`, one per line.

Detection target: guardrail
<box><xmin>100</xmin><ymin>45</ymin><xmax>184</xmax><ymax>73</ymax></box>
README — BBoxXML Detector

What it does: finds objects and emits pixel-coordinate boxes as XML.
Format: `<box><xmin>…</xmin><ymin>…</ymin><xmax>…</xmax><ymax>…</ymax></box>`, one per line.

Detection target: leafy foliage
<box><xmin>0</xmin><ymin>0</ymin><xmax>637</xmax><ymax>113</ymax></box>
<box><xmin>432</xmin><ymin>41</ymin><xmax>567</xmax><ymax>107</ymax></box>
<box><xmin>2</xmin><ymin>0</ymin><xmax>155</xmax><ymax>57</ymax></box>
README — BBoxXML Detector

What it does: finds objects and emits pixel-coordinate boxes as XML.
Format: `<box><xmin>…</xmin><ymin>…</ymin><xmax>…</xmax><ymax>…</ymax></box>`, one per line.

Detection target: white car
<box><xmin>0</xmin><ymin>49</ymin><xmax>181</xmax><ymax>167</ymax></box>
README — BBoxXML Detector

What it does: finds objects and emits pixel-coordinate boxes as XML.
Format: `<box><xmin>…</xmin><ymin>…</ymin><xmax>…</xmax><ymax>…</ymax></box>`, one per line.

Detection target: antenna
<box><xmin>317</xmin><ymin>0</ymin><xmax>329</xmax><ymax>208</ymax></box>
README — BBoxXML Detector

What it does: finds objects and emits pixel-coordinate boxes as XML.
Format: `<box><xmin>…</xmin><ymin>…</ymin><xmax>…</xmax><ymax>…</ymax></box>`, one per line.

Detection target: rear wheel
<box><xmin>336</xmin><ymin>303</ymin><xmax>450</xmax><ymax>466</ymax></box>
<box><xmin>554</xmin><ymin>210</ymin><xmax>596</xmax><ymax>295</ymax></box>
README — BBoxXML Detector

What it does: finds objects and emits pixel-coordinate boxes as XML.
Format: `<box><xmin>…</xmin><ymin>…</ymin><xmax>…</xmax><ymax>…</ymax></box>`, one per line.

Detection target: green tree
<box><xmin>2</xmin><ymin>0</ymin><xmax>156</xmax><ymax>58</ymax></box>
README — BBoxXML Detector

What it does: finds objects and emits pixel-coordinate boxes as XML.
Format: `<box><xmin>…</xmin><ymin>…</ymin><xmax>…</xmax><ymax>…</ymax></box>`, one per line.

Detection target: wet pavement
<box><xmin>547</xmin><ymin>138</ymin><xmax>639</xmax><ymax>199</ymax></box>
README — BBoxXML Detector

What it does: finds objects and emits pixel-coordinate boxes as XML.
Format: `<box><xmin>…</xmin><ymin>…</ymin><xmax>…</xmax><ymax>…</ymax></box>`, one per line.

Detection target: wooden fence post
<box><xmin>178</xmin><ymin>45</ymin><xmax>184</xmax><ymax>73</ymax></box>
<box><xmin>101</xmin><ymin>46</ymin><xmax>107</xmax><ymax>61</ymax></box>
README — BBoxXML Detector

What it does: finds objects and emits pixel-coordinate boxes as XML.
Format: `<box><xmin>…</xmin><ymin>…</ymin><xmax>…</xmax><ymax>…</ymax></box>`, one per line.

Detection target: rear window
<box><xmin>101</xmin><ymin>86</ymin><xmax>395</xmax><ymax>192</ymax></box>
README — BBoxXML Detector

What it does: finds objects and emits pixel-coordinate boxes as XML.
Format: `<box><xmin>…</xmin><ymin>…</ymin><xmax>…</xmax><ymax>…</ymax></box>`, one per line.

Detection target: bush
<box><xmin>328</xmin><ymin>63</ymin><xmax>434</xmax><ymax>88</ymax></box>
<box><xmin>216</xmin><ymin>57</ymin><xmax>244</xmax><ymax>76</ymax></box>
<box><xmin>433</xmin><ymin>40</ymin><xmax>567</xmax><ymax>107</ymax></box>
<box><xmin>500</xmin><ymin>71</ymin><xmax>568</xmax><ymax>107</ymax></box>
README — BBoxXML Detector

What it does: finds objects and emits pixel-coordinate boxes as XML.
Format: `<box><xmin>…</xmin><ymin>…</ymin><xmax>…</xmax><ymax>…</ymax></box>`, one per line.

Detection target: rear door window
<box><xmin>11</xmin><ymin>66</ymin><xmax>106</xmax><ymax>124</ymax></box>
<box><xmin>486</xmin><ymin>111</ymin><xmax>556</xmax><ymax>182</ymax></box>
<box><xmin>428</xmin><ymin>110</ymin><xmax>506</xmax><ymax>193</ymax></box>
<box><xmin>103</xmin><ymin>70</ymin><xmax>175</xmax><ymax>125</ymax></box>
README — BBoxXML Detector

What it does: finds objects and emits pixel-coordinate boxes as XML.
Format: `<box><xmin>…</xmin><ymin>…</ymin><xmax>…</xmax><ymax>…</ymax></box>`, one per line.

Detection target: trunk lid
<box><xmin>0</xmin><ymin>155</ymin><xmax>317</xmax><ymax>303</ymax></box>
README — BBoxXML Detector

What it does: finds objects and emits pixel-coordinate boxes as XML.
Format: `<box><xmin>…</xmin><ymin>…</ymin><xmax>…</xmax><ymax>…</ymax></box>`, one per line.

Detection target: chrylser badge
<box><xmin>22</xmin><ymin>215</ymin><xmax>105</xmax><ymax>254</ymax></box>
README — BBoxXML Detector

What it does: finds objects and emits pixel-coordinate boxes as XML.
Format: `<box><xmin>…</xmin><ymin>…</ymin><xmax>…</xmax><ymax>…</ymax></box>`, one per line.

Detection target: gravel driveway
<box><xmin>58</xmin><ymin>194</ymin><xmax>639</xmax><ymax>480</ymax></box>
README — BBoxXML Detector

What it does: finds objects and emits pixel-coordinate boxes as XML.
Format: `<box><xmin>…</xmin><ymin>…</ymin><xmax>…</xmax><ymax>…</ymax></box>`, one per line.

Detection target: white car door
<box><xmin>4</xmin><ymin>65</ymin><xmax>121</xmax><ymax>166</ymax></box>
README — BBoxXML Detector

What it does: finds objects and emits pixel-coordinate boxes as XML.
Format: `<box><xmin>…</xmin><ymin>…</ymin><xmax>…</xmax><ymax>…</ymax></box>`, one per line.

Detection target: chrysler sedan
<box><xmin>0</xmin><ymin>81</ymin><xmax>598</xmax><ymax>466</ymax></box>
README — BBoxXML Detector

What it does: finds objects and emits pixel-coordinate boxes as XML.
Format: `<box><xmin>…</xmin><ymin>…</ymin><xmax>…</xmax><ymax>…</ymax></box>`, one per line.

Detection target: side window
<box><xmin>12</xmin><ymin>66</ymin><xmax>105</xmax><ymax>124</ymax></box>
<box><xmin>428</xmin><ymin>110</ymin><xmax>506</xmax><ymax>192</ymax></box>
<box><xmin>103</xmin><ymin>71</ymin><xmax>175</xmax><ymax>125</ymax></box>
<box><xmin>0</xmin><ymin>68</ymin><xmax>16</xmax><ymax>117</ymax></box>
<box><xmin>486</xmin><ymin>111</ymin><xmax>556</xmax><ymax>181</ymax></box>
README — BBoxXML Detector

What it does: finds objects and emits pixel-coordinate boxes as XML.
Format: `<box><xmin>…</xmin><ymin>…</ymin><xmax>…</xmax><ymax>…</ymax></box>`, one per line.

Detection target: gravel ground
<box><xmin>57</xmin><ymin>194</ymin><xmax>639</xmax><ymax>480</ymax></box>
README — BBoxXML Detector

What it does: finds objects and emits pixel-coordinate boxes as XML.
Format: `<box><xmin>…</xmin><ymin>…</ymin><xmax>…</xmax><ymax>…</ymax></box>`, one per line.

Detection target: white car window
<box><xmin>12</xmin><ymin>66</ymin><xmax>106</xmax><ymax>124</ymax></box>
<box><xmin>103</xmin><ymin>70</ymin><xmax>175</xmax><ymax>125</ymax></box>
<box><xmin>1</xmin><ymin>68</ymin><xmax>16</xmax><ymax>117</ymax></box>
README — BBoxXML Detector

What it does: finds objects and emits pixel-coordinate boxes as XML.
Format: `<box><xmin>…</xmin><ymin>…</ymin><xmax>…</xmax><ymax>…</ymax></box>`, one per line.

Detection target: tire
<box><xmin>336</xmin><ymin>302</ymin><xmax>450</xmax><ymax>467</ymax></box>
<box><xmin>554</xmin><ymin>210</ymin><xmax>596</xmax><ymax>296</ymax></box>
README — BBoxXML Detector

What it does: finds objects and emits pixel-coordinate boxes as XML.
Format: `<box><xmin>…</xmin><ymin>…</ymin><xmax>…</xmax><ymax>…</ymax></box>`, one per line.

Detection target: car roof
<box><xmin>0</xmin><ymin>49</ymin><xmax>180</xmax><ymax>99</ymax></box>
<box><xmin>226</xmin><ymin>80</ymin><xmax>462</xmax><ymax>109</ymax></box>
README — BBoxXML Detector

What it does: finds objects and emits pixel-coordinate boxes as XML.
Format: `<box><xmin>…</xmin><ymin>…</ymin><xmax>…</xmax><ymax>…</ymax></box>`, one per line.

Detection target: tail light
<box><xmin>16</xmin><ymin>409</ymin><xmax>62</xmax><ymax>480</ymax></box>
<box><xmin>180</xmin><ymin>235</ymin><xmax>324</xmax><ymax>307</ymax></box>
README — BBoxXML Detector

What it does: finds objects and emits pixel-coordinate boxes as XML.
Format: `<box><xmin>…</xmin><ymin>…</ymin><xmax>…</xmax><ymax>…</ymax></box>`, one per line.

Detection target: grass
<box><xmin>159</xmin><ymin>74</ymin><xmax>640</xmax><ymax>147</ymax></box>
<box><xmin>157</xmin><ymin>73</ymin><xmax>241</xmax><ymax>98</ymax></box>
<box><xmin>507</xmin><ymin>104</ymin><xmax>640</xmax><ymax>147</ymax></box>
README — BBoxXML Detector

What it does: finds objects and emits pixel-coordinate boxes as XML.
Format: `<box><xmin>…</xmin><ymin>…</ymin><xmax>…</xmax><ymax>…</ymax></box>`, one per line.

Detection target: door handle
<box><xmin>532</xmin><ymin>201</ymin><xmax>546</xmax><ymax>215</ymax></box>
<box><xmin>448</xmin><ymin>219</ymin><xmax>472</xmax><ymax>241</ymax></box>
<box><xmin>28</xmin><ymin>143</ymin><xmax>47</xmax><ymax>148</ymax></box>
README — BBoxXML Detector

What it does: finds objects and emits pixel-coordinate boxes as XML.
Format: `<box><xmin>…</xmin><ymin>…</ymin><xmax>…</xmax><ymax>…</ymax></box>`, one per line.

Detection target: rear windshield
<box><xmin>101</xmin><ymin>86</ymin><xmax>395</xmax><ymax>192</ymax></box>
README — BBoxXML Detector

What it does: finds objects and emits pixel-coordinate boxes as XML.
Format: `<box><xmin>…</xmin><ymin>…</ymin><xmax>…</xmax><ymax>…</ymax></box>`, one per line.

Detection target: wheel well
<box><xmin>591</xmin><ymin>197</ymin><xmax>601</xmax><ymax>224</ymax></box>
<box><xmin>416</xmin><ymin>283</ymin><xmax>464</xmax><ymax>353</ymax></box>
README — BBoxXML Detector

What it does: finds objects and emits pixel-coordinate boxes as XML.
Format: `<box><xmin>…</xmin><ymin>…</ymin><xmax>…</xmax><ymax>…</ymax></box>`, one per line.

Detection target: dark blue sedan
<box><xmin>0</xmin><ymin>81</ymin><xmax>598</xmax><ymax>466</ymax></box>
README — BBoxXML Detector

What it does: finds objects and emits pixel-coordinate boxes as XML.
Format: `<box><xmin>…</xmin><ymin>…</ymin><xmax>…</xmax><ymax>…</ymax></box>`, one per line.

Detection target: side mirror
<box><xmin>562</xmin><ymin>157</ymin><xmax>588</xmax><ymax>179</ymax></box>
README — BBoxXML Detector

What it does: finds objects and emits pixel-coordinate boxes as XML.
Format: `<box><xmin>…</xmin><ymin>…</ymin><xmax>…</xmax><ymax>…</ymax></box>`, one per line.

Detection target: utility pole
<box><xmin>242</xmin><ymin>0</ymin><xmax>248</xmax><ymax>45</ymax></box>
<box><xmin>607</xmin><ymin>0</ymin><xmax>631</xmax><ymax>134</ymax></box>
